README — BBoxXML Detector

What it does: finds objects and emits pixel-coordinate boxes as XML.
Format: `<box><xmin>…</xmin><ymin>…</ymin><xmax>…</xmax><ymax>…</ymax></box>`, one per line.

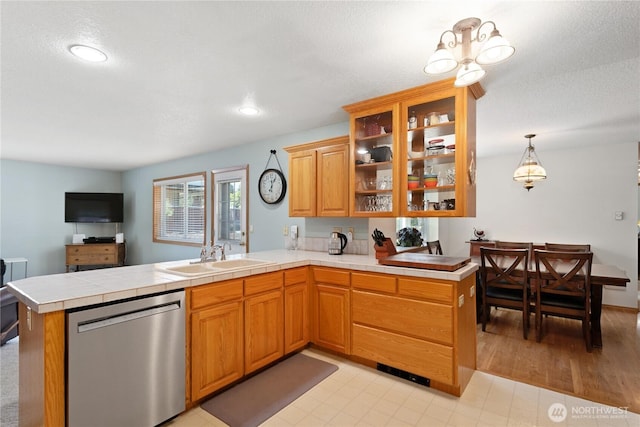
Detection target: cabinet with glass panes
<box><xmin>344</xmin><ymin>78</ymin><xmax>483</xmax><ymax>217</ymax></box>
<box><xmin>399</xmin><ymin>78</ymin><xmax>483</xmax><ymax>217</ymax></box>
<box><xmin>342</xmin><ymin>102</ymin><xmax>400</xmax><ymax>217</ymax></box>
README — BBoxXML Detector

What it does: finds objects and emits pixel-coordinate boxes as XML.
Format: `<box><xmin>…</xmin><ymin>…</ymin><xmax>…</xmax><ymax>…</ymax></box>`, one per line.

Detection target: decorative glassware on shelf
<box><xmin>377</xmin><ymin>176</ymin><xmax>392</xmax><ymax>190</ymax></box>
<box><xmin>363</xmin><ymin>195</ymin><xmax>392</xmax><ymax>212</ymax></box>
<box><xmin>446</xmin><ymin>167</ymin><xmax>456</xmax><ymax>185</ymax></box>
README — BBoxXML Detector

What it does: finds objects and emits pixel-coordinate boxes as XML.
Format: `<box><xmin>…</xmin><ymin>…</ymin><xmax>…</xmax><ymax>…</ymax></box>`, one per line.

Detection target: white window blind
<box><xmin>153</xmin><ymin>172</ymin><xmax>206</xmax><ymax>246</ymax></box>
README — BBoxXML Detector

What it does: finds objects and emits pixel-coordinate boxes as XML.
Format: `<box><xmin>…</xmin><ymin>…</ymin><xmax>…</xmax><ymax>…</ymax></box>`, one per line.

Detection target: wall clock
<box><xmin>258</xmin><ymin>150</ymin><xmax>287</xmax><ymax>204</ymax></box>
<box><xmin>258</xmin><ymin>168</ymin><xmax>287</xmax><ymax>204</ymax></box>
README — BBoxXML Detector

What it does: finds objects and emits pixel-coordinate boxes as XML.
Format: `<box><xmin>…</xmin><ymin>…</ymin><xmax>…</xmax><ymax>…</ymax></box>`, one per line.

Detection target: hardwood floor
<box><xmin>476</xmin><ymin>305</ymin><xmax>640</xmax><ymax>414</ymax></box>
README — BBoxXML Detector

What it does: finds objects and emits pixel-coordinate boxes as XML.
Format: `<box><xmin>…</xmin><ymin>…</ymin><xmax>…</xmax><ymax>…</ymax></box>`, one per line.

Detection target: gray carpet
<box><xmin>201</xmin><ymin>353</ymin><xmax>338</xmax><ymax>427</ymax></box>
<box><xmin>0</xmin><ymin>336</ymin><xmax>18</xmax><ymax>427</ymax></box>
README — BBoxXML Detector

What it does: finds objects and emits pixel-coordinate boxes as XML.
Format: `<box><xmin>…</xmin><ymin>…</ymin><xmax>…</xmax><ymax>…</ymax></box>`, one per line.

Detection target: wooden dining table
<box><xmin>471</xmin><ymin>255</ymin><xmax>630</xmax><ymax>348</ymax></box>
<box><xmin>586</xmin><ymin>263</ymin><xmax>630</xmax><ymax>347</ymax></box>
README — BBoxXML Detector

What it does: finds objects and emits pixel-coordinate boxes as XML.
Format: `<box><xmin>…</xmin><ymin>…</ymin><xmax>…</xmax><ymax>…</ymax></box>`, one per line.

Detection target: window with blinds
<box><xmin>153</xmin><ymin>172</ymin><xmax>206</xmax><ymax>246</ymax></box>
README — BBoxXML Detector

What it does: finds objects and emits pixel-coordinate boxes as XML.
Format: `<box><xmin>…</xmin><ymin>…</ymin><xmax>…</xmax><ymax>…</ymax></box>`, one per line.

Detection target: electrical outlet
<box><xmin>290</xmin><ymin>225</ymin><xmax>298</xmax><ymax>239</ymax></box>
<box><xmin>283</xmin><ymin>226</ymin><xmax>288</xmax><ymax>236</ymax></box>
<box><xmin>458</xmin><ymin>294</ymin><xmax>464</xmax><ymax>307</ymax></box>
<box><xmin>470</xmin><ymin>285</ymin><xmax>475</xmax><ymax>297</ymax></box>
<box><xmin>348</xmin><ymin>227</ymin><xmax>354</xmax><ymax>236</ymax></box>
<box><xmin>333</xmin><ymin>227</ymin><xmax>342</xmax><ymax>233</ymax></box>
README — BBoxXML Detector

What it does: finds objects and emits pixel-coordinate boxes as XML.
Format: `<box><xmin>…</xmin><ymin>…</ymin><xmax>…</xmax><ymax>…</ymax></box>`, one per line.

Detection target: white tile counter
<box><xmin>7</xmin><ymin>249</ymin><xmax>478</xmax><ymax>313</ymax></box>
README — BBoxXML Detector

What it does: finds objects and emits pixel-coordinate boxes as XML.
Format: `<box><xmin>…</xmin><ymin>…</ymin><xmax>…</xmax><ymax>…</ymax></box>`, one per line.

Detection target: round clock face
<box><xmin>258</xmin><ymin>169</ymin><xmax>287</xmax><ymax>204</ymax></box>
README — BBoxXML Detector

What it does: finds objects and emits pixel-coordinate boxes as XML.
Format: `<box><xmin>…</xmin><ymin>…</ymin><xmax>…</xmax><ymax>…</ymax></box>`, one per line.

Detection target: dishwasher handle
<box><xmin>77</xmin><ymin>301</ymin><xmax>182</xmax><ymax>333</ymax></box>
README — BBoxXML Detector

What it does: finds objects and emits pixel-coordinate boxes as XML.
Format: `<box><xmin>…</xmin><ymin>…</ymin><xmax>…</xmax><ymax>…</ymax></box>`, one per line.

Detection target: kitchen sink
<box><xmin>160</xmin><ymin>258</ymin><xmax>275</xmax><ymax>277</ymax></box>
<box><xmin>161</xmin><ymin>264</ymin><xmax>219</xmax><ymax>276</ymax></box>
<box><xmin>204</xmin><ymin>258</ymin><xmax>274</xmax><ymax>269</ymax></box>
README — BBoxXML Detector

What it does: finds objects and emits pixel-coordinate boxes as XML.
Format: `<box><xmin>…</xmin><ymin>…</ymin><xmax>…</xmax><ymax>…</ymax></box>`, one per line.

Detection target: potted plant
<box><xmin>396</xmin><ymin>227</ymin><xmax>423</xmax><ymax>247</ymax></box>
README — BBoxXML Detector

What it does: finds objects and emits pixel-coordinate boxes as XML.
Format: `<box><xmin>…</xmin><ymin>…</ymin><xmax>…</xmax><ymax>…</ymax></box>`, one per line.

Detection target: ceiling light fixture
<box><xmin>69</xmin><ymin>44</ymin><xmax>108</xmax><ymax>62</ymax></box>
<box><xmin>238</xmin><ymin>106</ymin><xmax>260</xmax><ymax>116</ymax></box>
<box><xmin>513</xmin><ymin>134</ymin><xmax>547</xmax><ymax>191</ymax></box>
<box><xmin>424</xmin><ymin>17</ymin><xmax>515</xmax><ymax>87</ymax></box>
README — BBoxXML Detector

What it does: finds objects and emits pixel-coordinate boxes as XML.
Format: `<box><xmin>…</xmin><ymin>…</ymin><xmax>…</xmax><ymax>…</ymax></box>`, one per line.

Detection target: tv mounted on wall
<box><xmin>65</xmin><ymin>192</ymin><xmax>124</xmax><ymax>223</ymax></box>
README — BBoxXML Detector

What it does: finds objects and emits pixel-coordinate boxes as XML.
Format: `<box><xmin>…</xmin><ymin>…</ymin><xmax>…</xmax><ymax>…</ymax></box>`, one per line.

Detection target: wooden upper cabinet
<box><xmin>287</xmin><ymin>149</ymin><xmax>316</xmax><ymax>216</ymax></box>
<box><xmin>285</xmin><ymin>136</ymin><xmax>349</xmax><ymax>217</ymax></box>
<box><xmin>317</xmin><ymin>143</ymin><xmax>349</xmax><ymax>216</ymax></box>
<box><xmin>343</xmin><ymin>78</ymin><xmax>484</xmax><ymax>218</ymax></box>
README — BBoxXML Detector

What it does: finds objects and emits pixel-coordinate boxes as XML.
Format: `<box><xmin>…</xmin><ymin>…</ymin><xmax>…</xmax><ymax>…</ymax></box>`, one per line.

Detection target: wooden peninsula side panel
<box><xmin>18</xmin><ymin>304</ymin><xmax>65</xmax><ymax>427</ymax></box>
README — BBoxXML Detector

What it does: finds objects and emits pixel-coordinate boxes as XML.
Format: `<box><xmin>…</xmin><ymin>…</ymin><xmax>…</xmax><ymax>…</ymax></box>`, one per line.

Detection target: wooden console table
<box><xmin>65</xmin><ymin>243</ymin><xmax>125</xmax><ymax>272</ymax></box>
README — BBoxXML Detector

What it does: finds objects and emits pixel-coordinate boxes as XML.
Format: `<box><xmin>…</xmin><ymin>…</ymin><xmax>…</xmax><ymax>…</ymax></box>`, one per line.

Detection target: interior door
<box><xmin>212</xmin><ymin>166</ymin><xmax>248</xmax><ymax>255</ymax></box>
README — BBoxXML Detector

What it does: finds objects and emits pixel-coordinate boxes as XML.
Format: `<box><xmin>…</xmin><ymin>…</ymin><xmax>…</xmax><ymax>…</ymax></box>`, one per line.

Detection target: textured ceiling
<box><xmin>1</xmin><ymin>1</ymin><xmax>639</xmax><ymax>171</ymax></box>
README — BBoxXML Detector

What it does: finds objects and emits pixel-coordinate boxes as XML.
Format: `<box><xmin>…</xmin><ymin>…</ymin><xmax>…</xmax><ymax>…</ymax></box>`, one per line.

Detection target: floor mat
<box><xmin>200</xmin><ymin>353</ymin><xmax>338</xmax><ymax>427</ymax></box>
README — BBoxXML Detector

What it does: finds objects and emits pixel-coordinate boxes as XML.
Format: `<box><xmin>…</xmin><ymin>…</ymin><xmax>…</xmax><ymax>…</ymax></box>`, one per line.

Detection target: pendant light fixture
<box><xmin>513</xmin><ymin>134</ymin><xmax>547</xmax><ymax>191</ymax></box>
<box><xmin>424</xmin><ymin>17</ymin><xmax>515</xmax><ymax>87</ymax></box>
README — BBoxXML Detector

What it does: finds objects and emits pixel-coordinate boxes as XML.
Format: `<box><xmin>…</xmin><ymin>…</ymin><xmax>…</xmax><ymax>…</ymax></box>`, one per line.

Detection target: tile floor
<box><xmin>168</xmin><ymin>349</ymin><xmax>639</xmax><ymax>427</ymax></box>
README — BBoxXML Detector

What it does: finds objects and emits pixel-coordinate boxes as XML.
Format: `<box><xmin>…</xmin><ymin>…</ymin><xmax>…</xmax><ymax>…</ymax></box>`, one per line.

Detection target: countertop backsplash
<box><xmin>287</xmin><ymin>236</ymin><xmax>370</xmax><ymax>255</ymax></box>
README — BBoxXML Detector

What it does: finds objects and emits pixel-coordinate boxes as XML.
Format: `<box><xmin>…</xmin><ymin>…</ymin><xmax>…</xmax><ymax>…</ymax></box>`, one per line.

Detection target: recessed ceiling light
<box><xmin>69</xmin><ymin>45</ymin><xmax>108</xmax><ymax>62</ymax></box>
<box><xmin>238</xmin><ymin>106</ymin><xmax>260</xmax><ymax>116</ymax></box>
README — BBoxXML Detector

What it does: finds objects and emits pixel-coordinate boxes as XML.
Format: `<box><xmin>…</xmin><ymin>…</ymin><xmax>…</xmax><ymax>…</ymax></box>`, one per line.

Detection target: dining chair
<box><xmin>480</xmin><ymin>247</ymin><xmax>530</xmax><ymax>339</ymax></box>
<box><xmin>544</xmin><ymin>243</ymin><xmax>591</xmax><ymax>252</ymax></box>
<box><xmin>425</xmin><ymin>240</ymin><xmax>443</xmax><ymax>255</ymax></box>
<box><xmin>495</xmin><ymin>241</ymin><xmax>534</xmax><ymax>267</ymax></box>
<box><xmin>533</xmin><ymin>249</ymin><xmax>593</xmax><ymax>352</ymax></box>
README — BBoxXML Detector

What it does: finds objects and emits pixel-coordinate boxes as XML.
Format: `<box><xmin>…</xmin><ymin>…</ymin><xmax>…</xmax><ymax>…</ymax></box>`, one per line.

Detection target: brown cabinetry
<box><xmin>311</xmin><ymin>267</ymin><xmax>350</xmax><ymax>354</ymax></box>
<box><xmin>65</xmin><ymin>243</ymin><xmax>125</xmax><ymax>272</ymax></box>
<box><xmin>284</xmin><ymin>267</ymin><xmax>309</xmax><ymax>354</ymax></box>
<box><xmin>285</xmin><ymin>136</ymin><xmax>350</xmax><ymax>217</ymax></box>
<box><xmin>343</xmin><ymin>78</ymin><xmax>483</xmax><ymax>217</ymax></box>
<box><xmin>190</xmin><ymin>279</ymin><xmax>244</xmax><ymax>400</ymax></box>
<box><xmin>350</xmin><ymin>271</ymin><xmax>476</xmax><ymax>396</ymax></box>
<box><xmin>244</xmin><ymin>272</ymin><xmax>284</xmax><ymax>374</ymax></box>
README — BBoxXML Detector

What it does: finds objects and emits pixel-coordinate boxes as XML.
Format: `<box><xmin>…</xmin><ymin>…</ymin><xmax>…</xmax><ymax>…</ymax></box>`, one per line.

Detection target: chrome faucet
<box><xmin>208</xmin><ymin>242</ymin><xmax>218</xmax><ymax>261</ymax></box>
<box><xmin>199</xmin><ymin>245</ymin><xmax>208</xmax><ymax>263</ymax></box>
<box><xmin>196</xmin><ymin>241</ymin><xmax>219</xmax><ymax>263</ymax></box>
<box><xmin>217</xmin><ymin>242</ymin><xmax>232</xmax><ymax>260</ymax></box>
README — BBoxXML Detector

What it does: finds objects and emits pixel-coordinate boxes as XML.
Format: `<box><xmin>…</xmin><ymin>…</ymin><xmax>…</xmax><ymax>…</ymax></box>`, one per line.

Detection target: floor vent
<box><xmin>376</xmin><ymin>363</ymin><xmax>430</xmax><ymax>387</ymax></box>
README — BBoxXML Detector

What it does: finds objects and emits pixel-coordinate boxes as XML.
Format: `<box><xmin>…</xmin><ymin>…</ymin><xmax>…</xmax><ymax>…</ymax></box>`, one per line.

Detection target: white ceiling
<box><xmin>1</xmin><ymin>1</ymin><xmax>639</xmax><ymax>171</ymax></box>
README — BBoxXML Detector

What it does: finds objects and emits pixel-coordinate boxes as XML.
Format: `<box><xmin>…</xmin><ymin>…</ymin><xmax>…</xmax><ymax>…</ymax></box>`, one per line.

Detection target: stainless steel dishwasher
<box><xmin>67</xmin><ymin>289</ymin><xmax>185</xmax><ymax>427</ymax></box>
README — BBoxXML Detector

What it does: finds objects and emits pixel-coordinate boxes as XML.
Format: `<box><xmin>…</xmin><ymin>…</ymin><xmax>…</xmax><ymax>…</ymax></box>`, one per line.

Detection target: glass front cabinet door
<box><xmin>344</xmin><ymin>78</ymin><xmax>483</xmax><ymax>218</ymax></box>
<box><xmin>344</xmin><ymin>103</ymin><xmax>400</xmax><ymax>217</ymax></box>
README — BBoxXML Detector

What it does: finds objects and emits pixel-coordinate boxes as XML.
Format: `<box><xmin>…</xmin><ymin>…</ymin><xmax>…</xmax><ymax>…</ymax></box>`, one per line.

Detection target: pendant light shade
<box><xmin>424</xmin><ymin>42</ymin><xmax>458</xmax><ymax>75</ymax></box>
<box><xmin>454</xmin><ymin>61</ymin><xmax>486</xmax><ymax>87</ymax></box>
<box><xmin>513</xmin><ymin>134</ymin><xmax>547</xmax><ymax>191</ymax></box>
<box><xmin>475</xmin><ymin>29</ymin><xmax>515</xmax><ymax>65</ymax></box>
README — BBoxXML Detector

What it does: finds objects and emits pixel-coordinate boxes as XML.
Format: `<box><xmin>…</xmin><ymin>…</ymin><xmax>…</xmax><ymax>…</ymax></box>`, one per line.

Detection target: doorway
<box><xmin>212</xmin><ymin>166</ymin><xmax>248</xmax><ymax>255</ymax></box>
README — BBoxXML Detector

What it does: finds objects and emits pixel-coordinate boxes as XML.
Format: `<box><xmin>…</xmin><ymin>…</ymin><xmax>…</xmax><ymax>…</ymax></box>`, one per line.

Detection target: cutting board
<box><xmin>378</xmin><ymin>252</ymin><xmax>471</xmax><ymax>272</ymax></box>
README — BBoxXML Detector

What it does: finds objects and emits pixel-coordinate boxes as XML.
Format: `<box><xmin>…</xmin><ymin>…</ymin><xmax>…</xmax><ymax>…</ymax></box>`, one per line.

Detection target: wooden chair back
<box><xmin>425</xmin><ymin>240</ymin><xmax>443</xmax><ymax>255</ymax></box>
<box><xmin>480</xmin><ymin>247</ymin><xmax>530</xmax><ymax>339</ymax></box>
<box><xmin>544</xmin><ymin>243</ymin><xmax>591</xmax><ymax>252</ymax></box>
<box><xmin>495</xmin><ymin>241</ymin><xmax>534</xmax><ymax>267</ymax></box>
<box><xmin>533</xmin><ymin>249</ymin><xmax>593</xmax><ymax>351</ymax></box>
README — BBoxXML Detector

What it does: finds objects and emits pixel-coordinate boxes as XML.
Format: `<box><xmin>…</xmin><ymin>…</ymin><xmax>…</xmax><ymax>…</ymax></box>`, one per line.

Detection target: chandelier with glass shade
<box><xmin>513</xmin><ymin>134</ymin><xmax>547</xmax><ymax>191</ymax></box>
<box><xmin>424</xmin><ymin>17</ymin><xmax>515</xmax><ymax>87</ymax></box>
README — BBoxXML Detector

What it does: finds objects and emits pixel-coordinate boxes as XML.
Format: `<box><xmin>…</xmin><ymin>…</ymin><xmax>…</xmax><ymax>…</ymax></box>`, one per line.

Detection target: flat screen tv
<box><xmin>65</xmin><ymin>192</ymin><xmax>124</xmax><ymax>223</ymax></box>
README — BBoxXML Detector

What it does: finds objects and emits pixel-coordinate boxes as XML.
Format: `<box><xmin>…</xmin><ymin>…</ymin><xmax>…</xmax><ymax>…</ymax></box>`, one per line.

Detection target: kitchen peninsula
<box><xmin>7</xmin><ymin>250</ymin><xmax>478</xmax><ymax>427</ymax></box>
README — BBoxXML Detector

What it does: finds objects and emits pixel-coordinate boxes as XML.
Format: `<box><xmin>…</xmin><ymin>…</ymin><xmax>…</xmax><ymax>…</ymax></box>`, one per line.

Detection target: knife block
<box><xmin>374</xmin><ymin>238</ymin><xmax>397</xmax><ymax>261</ymax></box>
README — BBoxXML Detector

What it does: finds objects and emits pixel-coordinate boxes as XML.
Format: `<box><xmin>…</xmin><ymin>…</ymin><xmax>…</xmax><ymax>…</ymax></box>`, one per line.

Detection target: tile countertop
<box><xmin>6</xmin><ymin>249</ymin><xmax>478</xmax><ymax>314</ymax></box>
